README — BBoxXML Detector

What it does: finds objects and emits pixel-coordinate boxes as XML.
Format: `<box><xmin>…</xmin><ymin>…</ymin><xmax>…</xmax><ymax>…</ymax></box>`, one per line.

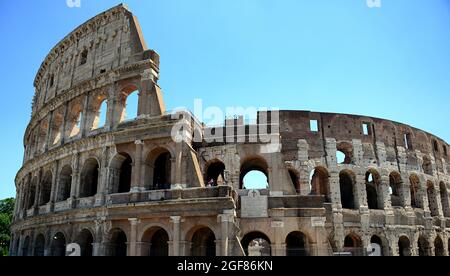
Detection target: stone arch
<box><xmin>339</xmin><ymin>169</ymin><xmax>356</xmax><ymax>209</ymax></box>
<box><xmin>51</xmin><ymin>232</ymin><xmax>67</xmax><ymax>256</ymax></box>
<box><xmin>205</xmin><ymin>159</ymin><xmax>226</xmax><ymax>186</ymax></box>
<box><xmin>422</xmin><ymin>155</ymin><xmax>433</xmax><ymax>175</ymax></box>
<box><xmin>50</xmin><ymin>107</ymin><xmax>64</xmax><ymax>146</ymax></box>
<box><xmin>80</xmin><ymin>158</ymin><xmax>99</xmax><ymax>198</ymax></box>
<box><xmin>119</xmin><ymin>84</ymin><xmax>140</xmax><ymax>122</ymax></box>
<box><xmin>57</xmin><ymin>165</ymin><xmax>72</xmax><ymax>202</ymax></box>
<box><xmin>67</xmin><ymin>99</ymin><xmax>83</xmax><ymax>138</ymax></box>
<box><xmin>434</xmin><ymin>236</ymin><xmax>444</xmax><ymax>256</ymax></box>
<box><xmin>27</xmin><ymin>177</ymin><xmax>38</xmax><ymax>209</ymax></box>
<box><xmin>418</xmin><ymin>235</ymin><xmax>431</xmax><ymax>256</ymax></box>
<box><xmin>427</xmin><ymin>180</ymin><xmax>439</xmax><ymax>217</ymax></box>
<box><xmin>108</xmin><ymin>228</ymin><xmax>128</xmax><ymax>256</ymax></box>
<box><xmin>336</xmin><ymin>141</ymin><xmax>354</xmax><ymax>165</ymax></box>
<box><xmin>343</xmin><ymin>233</ymin><xmax>363</xmax><ymax>256</ymax></box>
<box><xmin>389</xmin><ymin>171</ymin><xmax>403</xmax><ymax>207</ymax></box>
<box><xmin>287</xmin><ymin>167</ymin><xmax>300</xmax><ymax>193</ymax></box>
<box><xmin>310</xmin><ymin>166</ymin><xmax>330</xmax><ymax>201</ymax></box>
<box><xmin>365</xmin><ymin>169</ymin><xmax>381</xmax><ymax>210</ymax></box>
<box><xmin>21</xmin><ymin>236</ymin><xmax>31</xmax><ymax>256</ymax></box>
<box><xmin>187</xmin><ymin>226</ymin><xmax>216</xmax><ymax>256</ymax></box>
<box><xmin>439</xmin><ymin>182</ymin><xmax>450</xmax><ymax>217</ymax></box>
<box><xmin>75</xmin><ymin>229</ymin><xmax>94</xmax><ymax>256</ymax></box>
<box><xmin>398</xmin><ymin>236</ymin><xmax>412</xmax><ymax>256</ymax></box>
<box><xmin>33</xmin><ymin>234</ymin><xmax>46</xmax><ymax>256</ymax></box>
<box><xmin>241</xmin><ymin>231</ymin><xmax>271</xmax><ymax>256</ymax></box>
<box><xmin>369</xmin><ymin>234</ymin><xmax>388</xmax><ymax>256</ymax></box>
<box><xmin>286</xmin><ymin>231</ymin><xmax>309</xmax><ymax>256</ymax></box>
<box><xmin>145</xmin><ymin>147</ymin><xmax>172</xmax><ymax>190</ymax></box>
<box><xmin>141</xmin><ymin>226</ymin><xmax>170</xmax><ymax>256</ymax></box>
<box><xmin>89</xmin><ymin>93</ymin><xmax>108</xmax><ymax>130</ymax></box>
<box><xmin>109</xmin><ymin>152</ymin><xmax>133</xmax><ymax>194</ymax></box>
<box><xmin>409</xmin><ymin>174</ymin><xmax>422</xmax><ymax>208</ymax></box>
<box><xmin>240</xmin><ymin>155</ymin><xmax>269</xmax><ymax>190</ymax></box>
<box><xmin>39</xmin><ymin>170</ymin><xmax>53</xmax><ymax>206</ymax></box>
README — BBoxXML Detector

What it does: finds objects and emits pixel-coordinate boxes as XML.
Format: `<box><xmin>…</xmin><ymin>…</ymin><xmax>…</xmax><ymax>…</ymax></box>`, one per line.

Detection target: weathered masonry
<box><xmin>10</xmin><ymin>4</ymin><xmax>450</xmax><ymax>256</ymax></box>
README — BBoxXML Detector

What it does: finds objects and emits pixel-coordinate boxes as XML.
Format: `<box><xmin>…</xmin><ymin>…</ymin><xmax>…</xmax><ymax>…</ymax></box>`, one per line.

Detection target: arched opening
<box><xmin>240</xmin><ymin>156</ymin><xmax>269</xmax><ymax>190</ymax></box>
<box><xmin>153</xmin><ymin>151</ymin><xmax>172</xmax><ymax>190</ymax></box>
<box><xmin>76</xmin><ymin>229</ymin><xmax>94</xmax><ymax>257</ymax></box>
<box><xmin>288</xmin><ymin>169</ymin><xmax>300</xmax><ymax>193</ymax></box>
<box><xmin>40</xmin><ymin>171</ymin><xmax>52</xmax><ymax>206</ymax></box>
<box><xmin>51</xmin><ymin>232</ymin><xmax>66</xmax><ymax>256</ymax></box>
<box><xmin>369</xmin><ymin>235</ymin><xmax>384</xmax><ymax>256</ymax></box>
<box><xmin>336</xmin><ymin>142</ymin><xmax>353</xmax><ymax>165</ymax></box>
<box><xmin>33</xmin><ymin>234</ymin><xmax>45</xmax><ymax>256</ymax></box>
<box><xmin>241</xmin><ymin>232</ymin><xmax>271</xmax><ymax>256</ymax></box>
<box><xmin>409</xmin><ymin>174</ymin><xmax>421</xmax><ymax>208</ymax></box>
<box><xmin>142</xmin><ymin>227</ymin><xmax>169</xmax><ymax>256</ymax></box>
<box><xmin>91</xmin><ymin>99</ymin><xmax>108</xmax><ymax>130</ymax></box>
<box><xmin>418</xmin><ymin>236</ymin><xmax>430</xmax><ymax>256</ymax></box>
<box><xmin>50</xmin><ymin>109</ymin><xmax>64</xmax><ymax>145</ymax></box>
<box><xmin>434</xmin><ymin>236</ymin><xmax>444</xmax><ymax>256</ymax></box>
<box><xmin>286</xmin><ymin>232</ymin><xmax>308</xmax><ymax>256</ymax></box>
<box><xmin>427</xmin><ymin>181</ymin><xmax>439</xmax><ymax>217</ymax></box>
<box><xmin>21</xmin><ymin>236</ymin><xmax>30</xmax><ymax>256</ymax></box>
<box><xmin>27</xmin><ymin>178</ymin><xmax>37</xmax><ymax>209</ymax></box>
<box><xmin>69</xmin><ymin>111</ymin><xmax>83</xmax><ymax>138</ymax></box>
<box><xmin>389</xmin><ymin>172</ymin><xmax>403</xmax><ymax>207</ymax></box>
<box><xmin>398</xmin><ymin>236</ymin><xmax>411</xmax><ymax>256</ymax></box>
<box><xmin>190</xmin><ymin>227</ymin><xmax>216</xmax><ymax>256</ymax></box>
<box><xmin>310</xmin><ymin>167</ymin><xmax>330</xmax><ymax>201</ymax></box>
<box><xmin>365</xmin><ymin>170</ymin><xmax>380</xmax><ymax>210</ymax></box>
<box><xmin>57</xmin><ymin>165</ymin><xmax>72</xmax><ymax>202</ymax></box>
<box><xmin>422</xmin><ymin>155</ymin><xmax>433</xmax><ymax>175</ymax></box>
<box><xmin>80</xmin><ymin>158</ymin><xmax>99</xmax><ymax>198</ymax></box>
<box><xmin>110</xmin><ymin>153</ymin><xmax>132</xmax><ymax>194</ymax></box>
<box><xmin>205</xmin><ymin>160</ymin><xmax>226</xmax><ymax>186</ymax></box>
<box><xmin>343</xmin><ymin>234</ymin><xmax>363</xmax><ymax>256</ymax></box>
<box><xmin>339</xmin><ymin>170</ymin><xmax>356</xmax><ymax>209</ymax></box>
<box><xmin>120</xmin><ymin>87</ymin><xmax>139</xmax><ymax>122</ymax></box>
<box><xmin>110</xmin><ymin>229</ymin><xmax>127</xmax><ymax>256</ymax></box>
<box><xmin>439</xmin><ymin>182</ymin><xmax>449</xmax><ymax>217</ymax></box>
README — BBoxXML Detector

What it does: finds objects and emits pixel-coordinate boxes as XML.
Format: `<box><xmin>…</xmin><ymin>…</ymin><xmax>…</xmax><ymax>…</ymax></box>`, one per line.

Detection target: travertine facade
<box><xmin>10</xmin><ymin>4</ymin><xmax>450</xmax><ymax>256</ymax></box>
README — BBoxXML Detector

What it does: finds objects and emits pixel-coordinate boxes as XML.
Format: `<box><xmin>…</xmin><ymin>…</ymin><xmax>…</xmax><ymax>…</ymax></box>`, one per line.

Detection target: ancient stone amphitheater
<box><xmin>10</xmin><ymin>4</ymin><xmax>450</xmax><ymax>256</ymax></box>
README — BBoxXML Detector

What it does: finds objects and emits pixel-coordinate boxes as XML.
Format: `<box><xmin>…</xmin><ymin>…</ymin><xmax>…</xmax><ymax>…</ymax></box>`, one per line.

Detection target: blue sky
<box><xmin>0</xmin><ymin>0</ymin><xmax>449</xmax><ymax>198</ymax></box>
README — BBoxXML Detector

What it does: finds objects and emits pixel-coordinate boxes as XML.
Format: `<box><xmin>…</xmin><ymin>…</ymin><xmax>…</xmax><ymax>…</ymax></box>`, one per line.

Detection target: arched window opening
<box><xmin>51</xmin><ymin>232</ymin><xmax>66</xmax><ymax>257</ymax></box>
<box><xmin>288</xmin><ymin>169</ymin><xmax>300</xmax><ymax>193</ymax></box>
<box><xmin>27</xmin><ymin>179</ymin><xmax>37</xmax><ymax>209</ymax></box>
<box><xmin>336</xmin><ymin>142</ymin><xmax>353</xmax><ymax>165</ymax></box>
<box><xmin>343</xmin><ymin>234</ymin><xmax>364</xmax><ymax>256</ymax></box>
<box><xmin>33</xmin><ymin>234</ymin><xmax>45</xmax><ymax>256</ymax></box>
<box><xmin>21</xmin><ymin>236</ymin><xmax>30</xmax><ymax>256</ymax></box>
<box><xmin>427</xmin><ymin>181</ymin><xmax>439</xmax><ymax>217</ymax></box>
<box><xmin>418</xmin><ymin>236</ymin><xmax>430</xmax><ymax>256</ymax></box>
<box><xmin>80</xmin><ymin>49</ymin><xmax>88</xmax><ymax>65</ymax></box>
<box><xmin>40</xmin><ymin>171</ymin><xmax>52</xmax><ymax>206</ymax></box>
<box><xmin>389</xmin><ymin>172</ymin><xmax>403</xmax><ymax>207</ymax></box>
<box><xmin>369</xmin><ymin>235</ymin><xmax>384</xmax><ymax>256</ymax></box>
<box><xmin>398</xmin><ymin>236</ymin><xmax>411</xmax><ymax>256</ymax></box>
<box><xmin>365</xmin><ymin>171</ymin><xmax>380</xmax><ymax>210</ymax></box>
<box><xmin>241</xmin><ymin>232</ymin><xmax>271</xmax><ymax>257</ymax></box>
<box><xmin>286</xmin><ymin>232</ymin><xmax>308</xmax><ymax>256</ymax></box>
<box><xmin>51</xmin><ymin>110</ymin><xmax>64</xmax><ymax>145</ymax></box>
<box><xmin>190</xmin><ymin>227</ymin><xmax>216</xmax><ymax>257</ymax></box>
<box><xmin>422</xmin><ymin>155</ymin><xmax>433</xmax><ymax>175</ymax></box>
<box><xmin>205</xmin><ymin>160</ymin><xmax>226</xmax><ymax>187</ymax></box>
<box><xmin>121</xmin><ymin>89</ymin><xmax>139</xmax><ymax>122</ymax></box>
<box><xmin>310</xmin><ymin>167</ymin><xmax>330</xmax><ymax>201</ymax></box>
<box><xmin>240</xmin><ymin>157</ymin><xmax>269</xmax><ymax>190</ymax></box>
<box><xmin>110</xmin><ymin>230</ymin><xmax>127</xmax><ymax>256</ymax></box>
<box><xmin>439</xmin><ymin>182</ymin><xmax>450</xmax><ymax>217</ymax></box>
<box><xmin>76</xmin><ymin>229</ymin><xmax>94</xmax><ymax>257</ymax></box>
<box><xmin>92</xmin><ymin>100</ymin><xmax>108</xmax><ymax>130</ymax></box>
<box><xmin>69</xmin><ymin>110</ymin><xmax>83</xmax><ymax>138</ymax></box>
<box><xmin>409</xmin><ymin>174</ymin><xmax>421</xmax><ymax>208</ymax></box>
<box><xmin>57</xmin><ymin>166</ymin><xmax>72</xmax><ymax>202</ymax></box>
<box><xmin>142</xmin><ymin>228</ymin><xmax>169</xmax><ymax>256</ymax></box>
<box><xmin>80</xmin><ymin>158</ymin><xmax>99</xmax><ymax>198</ymax></box>
<box><xmin>434</xmin><ymin>236</ymin><xmax>444</xmax><ymax>256</ymax></box>
<box><xmin>339</xmin><ymin>170</ymin><xmax>355</xmax><ymax>209</ymax></box>
<box><xmin>433</xmin><ymin>140</ymin><xmax>439</xmax><ymax>152</ymax></box>
<box><xmin>153</xmin><ymin>152</ymin><xmax>172</xmax><ymax>190</ymax></box>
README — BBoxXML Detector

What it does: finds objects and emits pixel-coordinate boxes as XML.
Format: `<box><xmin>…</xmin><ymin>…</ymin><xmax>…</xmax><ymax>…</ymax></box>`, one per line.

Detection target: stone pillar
<box><xmin>218</xmin><ymin>212</ymin><xmax>235</xmax><ymax>256</ymax></box>
<box><xmin>44</xmin><ymin>111</ymin><xmax>54</xmax><ymax>151</ymax></box>
<box><xmin>60</xmin><ymin>102</ymin><xmax>69</xmax><ymax>145</ymax></box>
<box><xmin>174</xmin><ymin>142</ymin><xmax>183</xmax><ymax>185</ymax></box>
<box><xmin>170</xmin><ymin>216</ymin><xmax>181</xmax><ymax>256</ymax></box>
<box><xmin>128</xmin><ymin>218</ymin><xmax>140</xmax><ymax>256</ymax></box>
<box><xmin>49</xmin><ymin>161</ymin><xmax>59</xmax><ymax>212</ymax></box>
<box><xmin>33</xmin><ymin>169</ymin><xmax>42</xmax><ymax>215</ymax></box>
<box><xmin>80</xmin><ymin>93</ymin><xmax>90</xmax><ymax>137</ymax></box>
<box><xmin>105</xmin><ymin>83</ymin><xmax>119</xmax><ymax>131</ymax></box>
<box><xmin>131</xmin><ymin>140</ymin><xmax>144</xmax><ymax>192</ymax></box>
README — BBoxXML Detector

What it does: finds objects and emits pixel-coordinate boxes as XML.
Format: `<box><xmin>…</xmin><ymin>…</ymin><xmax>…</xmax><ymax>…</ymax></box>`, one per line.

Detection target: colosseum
<box><xmin>9</xmin><ymin>4</ymin><xmax>450</xmax><ymax>257</ymax></box>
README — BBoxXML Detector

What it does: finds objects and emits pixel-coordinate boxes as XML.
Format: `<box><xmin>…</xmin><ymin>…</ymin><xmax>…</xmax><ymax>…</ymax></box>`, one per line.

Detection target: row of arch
<box><xmin>26</xmin><ymin>84</ymin><xmax>141</xmax><ymax>161</ymax></box>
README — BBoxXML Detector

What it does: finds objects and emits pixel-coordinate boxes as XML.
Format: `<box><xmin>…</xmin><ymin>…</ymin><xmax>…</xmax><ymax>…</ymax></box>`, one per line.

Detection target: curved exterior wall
<box><xmin>10</xmin><ymin>4</ymin><xmax>450</xmax><ymax>257</ymax></box>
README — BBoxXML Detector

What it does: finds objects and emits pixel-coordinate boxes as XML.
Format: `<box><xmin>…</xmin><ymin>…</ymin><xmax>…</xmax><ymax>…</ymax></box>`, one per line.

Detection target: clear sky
<box><xmin>0</xmin><ymin>0</ymin><xmax>449</xmax><ymax>198</ymax></box>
